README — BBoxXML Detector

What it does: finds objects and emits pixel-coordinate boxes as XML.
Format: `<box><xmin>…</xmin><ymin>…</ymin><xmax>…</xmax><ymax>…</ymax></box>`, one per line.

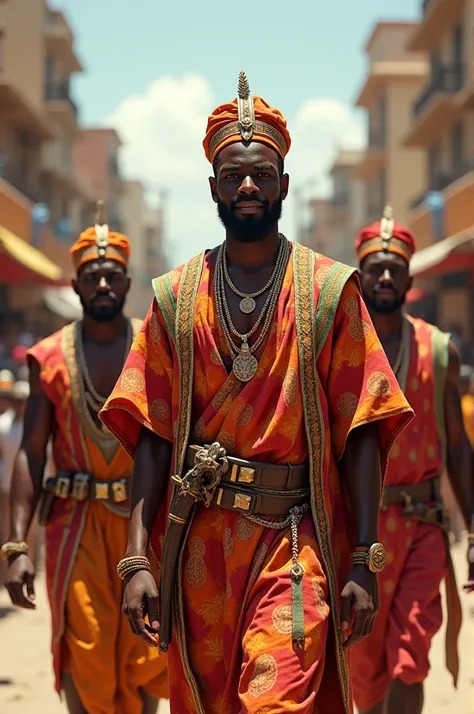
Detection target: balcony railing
<box><xmin>45</xmin><ymin>81</ymin><xmax>78</xmax><ymax>118</ymax></box>
<box><xmin>414</xmin><ymin>64</ymin><xmax>463</xmax><ymax>117</ymax></box>
<box><xmin>409</xmin><ymin>163</ymin><xmax>474</xmax><ymax>209</ymax></box>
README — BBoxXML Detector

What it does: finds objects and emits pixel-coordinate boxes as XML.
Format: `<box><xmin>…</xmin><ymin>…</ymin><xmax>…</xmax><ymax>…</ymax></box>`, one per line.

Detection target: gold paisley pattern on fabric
<box><xmin>210</xmin><ymin>348</ymin><xmax>223</xmax><ymax>366</ymax></box>
<box><xmin>383</xmin><ymin>579</ymin><xmax>395</xmax><ymax>595</ymax></box>
<box><xmin>236</xmin><ymin>515</ymin><xmax>256</xmax><ymax>541</ymax></box>
<box><xmin>312</xmin><ymin>580</ymin><xmax>329</xmax><ymax>618</ymax></box>
<box><xmin>271</xmin><ymin>605</ymin><xmax>292</xmax><ymax>634</ymax></box>
<box><xmin>366</xmin><ymin>371</ymin><xmax>391</xmax><ymax>397</ymax></box>
<box><xmin>150</xmin><ymin>398</ymin><xmax>170</xmax><ymax>422</ymax></box>
<box><xmin>337</xmin><ymin>392</ymin><xmax>358</xmax><ymax>419</ymax></box>
<box><xmin>283</xmin><ymin>367</ymin><xmax>298</xmax><ymax>407</ymax></box>
<box><xmin>259</xmin><ymin>408</ymin><xmax>275</xmax><ymax>440</ymax></box>
<box><xmin>315</xmin><ymin>265</ymin><xmax>331</xmax><ymax>287</ymax></box>
<box><xmin>386</xmin><ymin>517</ymin><xmax>397</xmax><ymax>533</ymax></box>
<box><xmin>427</xmin><ymin>444</ymin><xmax>435</xmax><ymax>459</ymax></box>
<box><xmin>185</xmin><ymin>537</ymin><xmax>207</xmax><ymax>589</ymax></box>
<box><xmin>234</xmin><ymin>403</ymin><xmax>253</xmax><ymax>428</ymax></box>
<box><xmin>248</xmin><ymin>654</ymin><xmax>278</xmax><ymax>698</ymax></box>
<box><xmin>199</xmin><ymin>594</ymin><xmax>226</xmax><ymax>627</ymax></box>
<box><xmin>148</xmin><ymin>312</ymin><xmax>162</xmax><ymax>344</ymax></box>
<box><xmin>120</xmin><ymin>368</ymin><xmax>145</xmax><ymax>393</ymax></box>
<box><xmin>223</xmin><ymin>528</ymin><xmax>234</xmax><ymax>557</ymax></box>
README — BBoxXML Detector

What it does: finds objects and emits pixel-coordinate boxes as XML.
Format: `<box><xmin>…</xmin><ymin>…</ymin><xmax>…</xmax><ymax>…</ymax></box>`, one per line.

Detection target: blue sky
<box><xmin>56</xmin><ymin>0</ymin><xmax>421</xmax><ymax>264</ymax></box>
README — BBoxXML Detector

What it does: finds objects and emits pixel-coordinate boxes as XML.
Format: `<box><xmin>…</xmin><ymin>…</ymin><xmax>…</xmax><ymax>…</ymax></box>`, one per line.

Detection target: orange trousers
<box><xmin>351</xmin><ymin>508</ymin><xmax>446</xmax><ymax>711</ymax></box>
<box><xmin>61</xmin><ymin>504</ymin><xmax>168</xmax><ymax>714</ymax></box>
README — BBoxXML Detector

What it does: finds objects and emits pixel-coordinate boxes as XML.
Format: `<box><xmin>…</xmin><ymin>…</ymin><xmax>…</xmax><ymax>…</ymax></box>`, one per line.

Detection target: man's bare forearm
<box><xmin>447</xmin><ymin>440</ymin><xmax>473</xmax><ymax>531</ymax></box>
<box><xmin>10</xmin><ymin>449</ymin><xmax>46</xmax><ymax>542</ymax></box>
<box><xmin>125</xmin><ymin>427</ymin><xmax>172</xmax><ymax>558</ymax></box>
<box><xmin>341</xmin><ymin>422</ymin><xmax>381</xmax><ymax>545</ymax></box>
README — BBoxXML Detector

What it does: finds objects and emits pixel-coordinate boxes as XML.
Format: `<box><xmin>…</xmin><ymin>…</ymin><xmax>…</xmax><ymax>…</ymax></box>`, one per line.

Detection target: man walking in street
<box><xmin>2</xmin><ymin>203</ymin><xmax>168</xmax><ymax>714</ymax></box>
<box><xmin>101</xmin><ymin>72</ymin><xmax>414</xmax><ymax>714</ymax></box>
<box><xmin>351</xmin><ymin>206</ymin><xmax>474</xmax><ymax>714</ymax></box>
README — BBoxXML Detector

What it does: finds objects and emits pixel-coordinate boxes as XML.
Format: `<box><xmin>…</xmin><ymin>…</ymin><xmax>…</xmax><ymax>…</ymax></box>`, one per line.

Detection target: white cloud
<box><xmin>106</xmin><ymin>74</ymin><xmax>366</xmax><ymax>266</ymax></box>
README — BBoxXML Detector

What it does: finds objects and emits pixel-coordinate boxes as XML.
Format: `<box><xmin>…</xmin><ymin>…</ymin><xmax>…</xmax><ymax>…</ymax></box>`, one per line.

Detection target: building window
<box><xmin>0</xmin><ymin>29</ymin><xmax>4</xmax><ymax>71</ymax></box>
<box><xmin>428</xmin><ymin>142</ymin><xmax>441</xmax><ymax>187</ymax></box>
<box><xmin>452</xmin><ymin>23</ymin><xmax>463</xmax><ymax>67</ymax></box>
<box><xmin>451</xmin><ymin>121</ymin><xmax>464</xmax><ymax>178</ymax></box>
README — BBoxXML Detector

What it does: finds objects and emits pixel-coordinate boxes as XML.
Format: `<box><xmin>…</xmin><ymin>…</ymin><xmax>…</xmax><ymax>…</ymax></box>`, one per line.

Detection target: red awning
<box><xmin>0</xmin><ymin>226</ymin><xmax>66</xmax><ymax>286</ymax></box>
<box><xmin>410</xmin><ymin>227</ymin><xmax>474</xmax><ymax>278</ymax></box>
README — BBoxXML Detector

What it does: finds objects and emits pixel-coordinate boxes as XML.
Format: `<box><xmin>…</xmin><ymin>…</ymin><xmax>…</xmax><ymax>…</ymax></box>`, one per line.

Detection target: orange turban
<box><xmin>355</xmin><ymin>205</ymin><xmax>416</xmax><ymax>264</ymax></box>
<box><xmin>70</xmin><ymin>202</ymin><xmax>131</xmax><ymax>271</ymax></box>
<box><xmin>203</xmin><ymin>71</ymin><xmax>291</xmax><ymax>164</ymax></box>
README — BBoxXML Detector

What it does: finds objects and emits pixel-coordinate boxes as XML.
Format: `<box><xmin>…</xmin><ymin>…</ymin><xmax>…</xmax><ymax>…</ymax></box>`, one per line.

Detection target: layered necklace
<box><xmin>391</xmin><ymin>315</ymin><xmax>411</xmax><ymax>392</ymax></box>
<box><xmin>214</xmin><ymin>236</ymin><xmax>290</xmax><ymax>383</ymax></box>
<box><xmin>74</xmin><ymin>319</ymin><xmax>133</xmax><ymax>436</ymax></box>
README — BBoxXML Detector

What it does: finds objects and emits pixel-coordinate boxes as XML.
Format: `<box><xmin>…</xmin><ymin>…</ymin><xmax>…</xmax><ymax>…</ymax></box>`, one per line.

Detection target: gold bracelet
<box><xmin>468</xmin><ymin>533</ymin><xmax>474</xmax><ymax>544</ymax></box>
<box><xmin>0</xmin><ymin>541</ymin><xmax>28</xmax><ymax>562</ymax></box>
<box><xmin>116</xmin><ymin>555</ymin><xmax>151</xmax><ymax>580</ymax></box>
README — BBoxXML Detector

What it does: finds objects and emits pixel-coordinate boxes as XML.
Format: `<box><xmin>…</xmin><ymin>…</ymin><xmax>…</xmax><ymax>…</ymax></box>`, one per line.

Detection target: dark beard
<box><xmin>363</xmin><ymin>289</ymin><xmax>407</xmax><ymax>314</ymax></box>
<box><xmin>217</xmin><ymin>197</ymin><xmax>282</xmax><ymax>243</ymax></box>
<box><xmin>80</xmin><ymin>293</ymin><xmax>125</xmax><ymax>322</ymax></box>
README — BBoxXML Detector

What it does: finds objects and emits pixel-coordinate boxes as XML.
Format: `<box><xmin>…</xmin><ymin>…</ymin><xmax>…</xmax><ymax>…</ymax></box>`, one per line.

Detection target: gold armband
<box><xmin>1</xmin><ymin>541</ymin><xmax>28</xmax><ymax>562</ymax></box>
<box><xmin>116</xmin><ymin>555</ymin><xmax>151</xmax><ymax>581</ymax></box>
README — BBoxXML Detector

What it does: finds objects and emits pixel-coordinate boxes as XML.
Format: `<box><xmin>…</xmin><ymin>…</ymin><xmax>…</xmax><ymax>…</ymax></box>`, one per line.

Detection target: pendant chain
<box><xmin>214</xmin><ymin>237</ymin><xmax>289</xmax><ymax>381</ymax></box>
<box><xmin>222</xmin><ymin>234</ymin><xmax>285</xmax><ymax>300</ymax></box>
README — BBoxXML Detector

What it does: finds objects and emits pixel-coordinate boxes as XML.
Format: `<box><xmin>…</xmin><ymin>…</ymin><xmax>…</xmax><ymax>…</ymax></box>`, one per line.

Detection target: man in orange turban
<box><xmin>351</xmin><ymin>206</ymin><xmax>473</xmax><ymax>714</ymax></box>
<box><xmin>101</xmin><ymin>74</ymin><xmax>414</xmax><ymax>713</ymax></box>
<box><xmin>3</xmin><ymin>202</ymin><xmax>168</xmax><ymax>713</ymax></box>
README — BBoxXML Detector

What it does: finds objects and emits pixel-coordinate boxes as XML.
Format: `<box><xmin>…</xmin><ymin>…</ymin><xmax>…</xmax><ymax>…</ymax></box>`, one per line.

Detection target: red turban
<box><xmin>70</xmin><ymin>202</ymin><xmax>131</xmax><ymax>271</ymax></box>
<box><xmin>355</xmin><ymin>206</ymin><xmax>416</xmax><ymax>264</ymax></box>
<box><xmin>203</xmin><ymin>72</ymin><xmax>291</xmax><ymax>164</ymax></box>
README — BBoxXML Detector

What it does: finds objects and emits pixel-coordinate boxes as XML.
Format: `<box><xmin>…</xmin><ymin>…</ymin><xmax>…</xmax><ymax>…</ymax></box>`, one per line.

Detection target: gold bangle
<box><xmin>468</xmin><ymin>533</ymin><xmax>474</xmax><ymax>544</ymax></box>
<box><xmin>116</xmin><ymin>555</ymin><xmax>151</xmax><ymax>581</ymax></box>
<box><xmin>0</xmin><ymin>541</ymin><xmax>28</xmax><ymax>562</ymax></box>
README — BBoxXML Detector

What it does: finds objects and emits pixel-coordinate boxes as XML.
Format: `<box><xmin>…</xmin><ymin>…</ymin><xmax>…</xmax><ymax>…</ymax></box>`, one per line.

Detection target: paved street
<box><xmin>0</xmin><ymin>539</ymin><xmax>472</xmax><ymax>713</ymax></box>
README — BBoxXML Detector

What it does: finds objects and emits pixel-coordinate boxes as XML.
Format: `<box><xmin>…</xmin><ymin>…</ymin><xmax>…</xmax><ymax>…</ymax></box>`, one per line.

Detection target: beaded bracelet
<box><xmin>116</xmin><ymin>555</ymin><xmax>151</xmax><ymax>581</ymax></box>
<box><xmin>0</xmin><ymin>541</ymin><xmax>29</xmax><ymax>562</ymax></box>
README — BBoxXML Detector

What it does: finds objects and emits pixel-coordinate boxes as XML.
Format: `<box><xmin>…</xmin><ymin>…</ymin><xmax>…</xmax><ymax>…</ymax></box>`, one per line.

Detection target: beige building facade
<box><xmin>353</xmin><ymin>22</ymin><xmax>428</xmax><ymax>227</ymax></box>
<box><xmin>328</xmin><ymin>150</ymin><xmax>366</xmax><ymax>265</ymax></box>
<box><xmin>0</xmin><ymin>0</ymin><xmax>90</xmax><ymax>277</ymax></box>
<box><xmin>403</xmin><ymin>0</ymin><xmax>474</xmax><ymax>360</ymax></box>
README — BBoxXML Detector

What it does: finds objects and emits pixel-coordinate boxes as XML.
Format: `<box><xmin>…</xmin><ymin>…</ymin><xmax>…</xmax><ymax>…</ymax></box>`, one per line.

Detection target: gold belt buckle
<box><xmin>112</xmin><ymin>479</ymin><xmax>128</xmax><ymax>503</ymax></box>
<box><xmin>72</xmin><ymin>473</ymin><xmax>90</xmax><ymax>501</ymax></box>
<box><xmin>94</xmin><ymin>482</ymin><xmax>110</xmax><ymax>500</ymax></box>
<box><xmin>55</xmin><ymin>476</ymin><xmax>71</xmax><ymax>499</ymax></box>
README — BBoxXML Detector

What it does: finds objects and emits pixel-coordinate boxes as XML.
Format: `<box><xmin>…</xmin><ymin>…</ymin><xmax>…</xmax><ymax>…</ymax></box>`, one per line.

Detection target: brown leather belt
<box><xmin>186</xmin><ymin>446</ymin><xmax>308</xmax><ymax>490</ymax></box>
<box><xmin>44</xmin><ymin>470</ymin><xmax>129</xmax><ymax>503</ymax></box>
<box><xmin>158</xmin><ymin>443</ymin><xmax>309</xmax><ymax>653</ymax></box>
<box><xmin>381</xmin><ymin>475</ymin><xmax>446</xmax><ymax>528</ymax></box>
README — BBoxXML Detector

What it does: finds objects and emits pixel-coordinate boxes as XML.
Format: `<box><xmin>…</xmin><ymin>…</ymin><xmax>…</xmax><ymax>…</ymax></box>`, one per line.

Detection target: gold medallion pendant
<box><xmin>233</xmin><ymin>342</ymin><xmax>258</xmax><ymax>382</ymax></box>
<box><xmin>239</xmin><ymin>296</ymin><xmax>256</xmax><ymax>314</ymax></box>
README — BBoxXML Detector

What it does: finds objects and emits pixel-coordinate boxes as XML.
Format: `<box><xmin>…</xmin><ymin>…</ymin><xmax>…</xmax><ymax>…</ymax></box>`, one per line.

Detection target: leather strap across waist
<box><xmin>44</xmin><ymin>470</ymin><xmax>129</xmax><ymax>503</ymax></box>
<box><xmin>213</xmin><ymin>483</ymin><xmax>308</xmax><ymax>517</ymax></box>
<box><xmin>186</xmin><ymin>445</ymin><xmax>309</xmax><ymax>490</ymax></box>
<box><xmin>381</xmin><ymin>476</ymin><xmax>439</xmax><ymax>509</ymax></box>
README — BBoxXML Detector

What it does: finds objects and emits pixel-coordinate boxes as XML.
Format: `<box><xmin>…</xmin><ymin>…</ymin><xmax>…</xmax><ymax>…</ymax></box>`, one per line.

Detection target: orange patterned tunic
<box><xmin>26</xmin><ymin>323</ymin><xmax>168</xmax><ymax>714</ymax></box>
<box><xmin>101</xmin><ymin>246</ymin><xmax>413</xmax><ymax>714</ymax></box>
<box><xmin>351</xmin><ymin>317</ymin><xmax>456</xmax><ymax>711</ymax></box>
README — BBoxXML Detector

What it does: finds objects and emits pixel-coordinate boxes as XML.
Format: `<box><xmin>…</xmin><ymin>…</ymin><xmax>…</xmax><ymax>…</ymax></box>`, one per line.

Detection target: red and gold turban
<box><xmin>70</xmin><ymin>201</ymin><xmax>131</xmax><ymax>271</ymax></box>
<box><xmin>203</xmin><ymin>71</ymin><xmax>291</xmax><ymax>164</ymax></box>
<box><xmin>355</xmin><ymin>205</ymin><xmax>416</xmax><ymax>264</ymax></box>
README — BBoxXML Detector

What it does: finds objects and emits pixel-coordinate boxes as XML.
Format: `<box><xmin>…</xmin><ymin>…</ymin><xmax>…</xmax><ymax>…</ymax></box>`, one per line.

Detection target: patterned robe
<box><xmin>27</xmin><ymin>323</ymin><xmax>168</xmax><ymax>714</ymax></box>
<box><xmin>101</xmin><ymin>245</ymin><xmax>413</xmax><ymax>714</ymax></box>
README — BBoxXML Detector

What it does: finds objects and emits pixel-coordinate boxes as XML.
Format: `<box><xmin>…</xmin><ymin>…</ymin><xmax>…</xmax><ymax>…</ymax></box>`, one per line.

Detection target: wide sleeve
<box><xmin>326</xmin><ymin>276</ymin><xmax>414</xmax><ymax>473</ymax></box>
<box><xmin>100</xmin><ymin>299</ymin><xmax>175</xmax><ymax>457</ymax></box>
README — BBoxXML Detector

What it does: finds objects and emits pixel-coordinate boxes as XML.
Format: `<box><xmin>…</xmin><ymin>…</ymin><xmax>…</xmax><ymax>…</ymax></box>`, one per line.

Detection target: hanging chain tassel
<box><xmin>290</xmin><ymin>506</ymin><xmax>306</xmax><ymax>649</ymax></box>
